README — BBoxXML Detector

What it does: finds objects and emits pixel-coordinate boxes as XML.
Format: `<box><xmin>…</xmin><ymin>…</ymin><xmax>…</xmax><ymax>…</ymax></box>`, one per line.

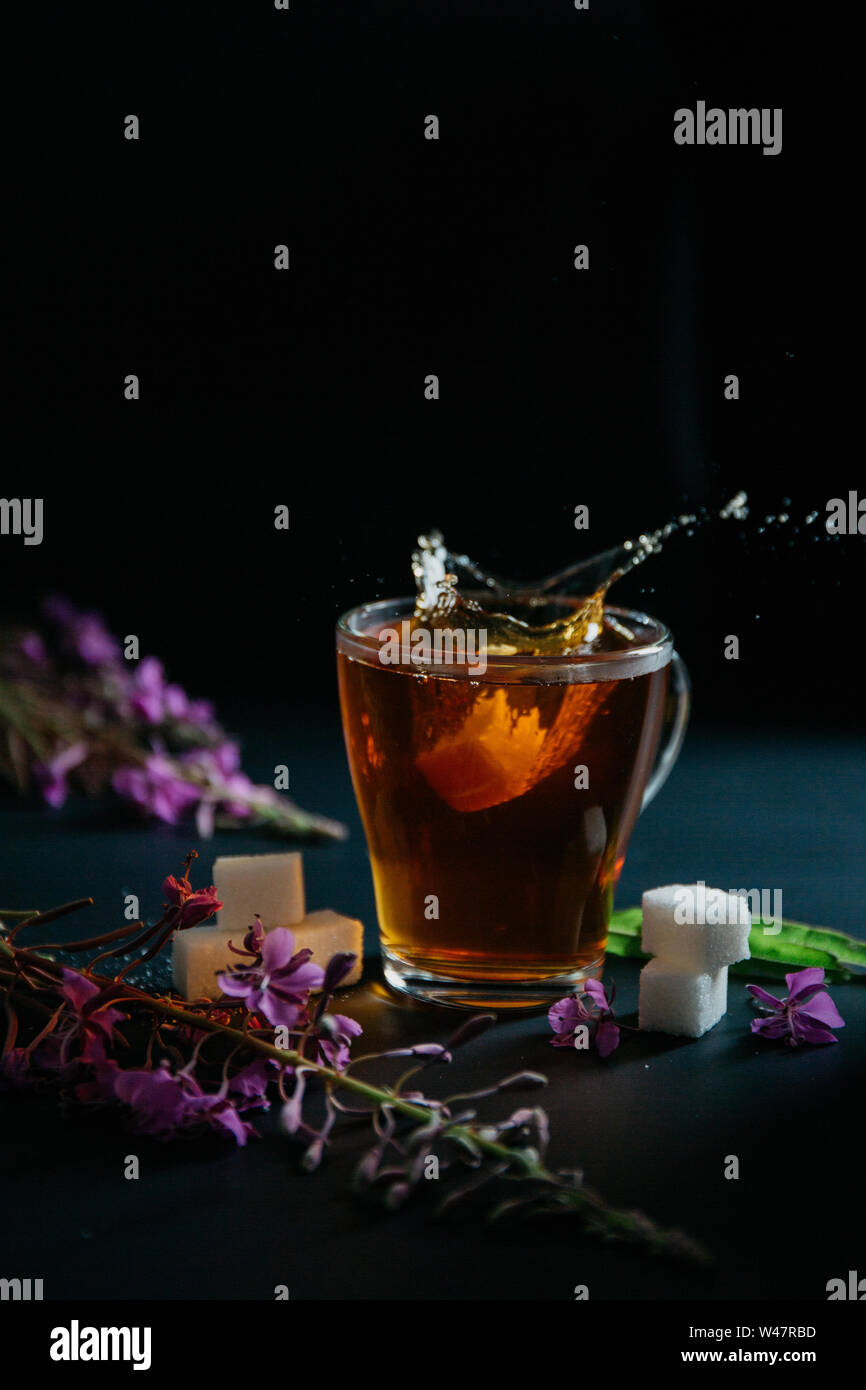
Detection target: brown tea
<box><xmin>337</xmin><ymin>605</ymin><xmax>669</xmax><ymax>996</ymax></box>
<box><xmin>336</xmin><ymin>517</ymin><xmax>703</xmax><ymax>1004</ymax></box>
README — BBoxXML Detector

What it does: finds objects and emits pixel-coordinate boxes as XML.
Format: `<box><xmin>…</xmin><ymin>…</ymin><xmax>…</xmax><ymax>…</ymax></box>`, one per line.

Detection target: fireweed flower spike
<box><xmin>0</xmin><ymin>596</ymin><xmax>346</xmax><ymax>840</ymax></box>
<box><xmin>746</xmin><ymin>967</ymin><xmax>846</xmax><ymax>1046</ymax></box>
<box><xmin>0</xmin><ymin>860</ymin><xmax>710</xmax><ymax>1264</ymax></box>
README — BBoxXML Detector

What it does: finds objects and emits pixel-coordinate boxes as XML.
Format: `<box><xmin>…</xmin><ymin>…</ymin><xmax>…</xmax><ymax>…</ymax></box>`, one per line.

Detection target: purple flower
<box><xmin>186</xmin><ymin>698</ymin><xmax>216</xmax><ymax>728</ymax></box>
<box><xmin>74</xmin><ymin>1035</ymin><xmax>121</xmax><ymax>1104</ymax></box>
<box><xmin>314</xmin><ymin>1013</ymin><xmax>363</xmax><ymax>1070</ymax></box>
<box><xmin>162</xmin><ymin>874</ymin><xmax>222</xmax><ymax>928</ymax></box>
<box><xmin>44</xmin><ymin>596</ymin><xmax>120</xmax><ymax>667</ymax></box>
<box><xmin>113</xmin><ymin>753</ymin><xmax>200</xmax><ymax>824</ymax></box>
<box><xmin>60</xmin><ymin>970</ymin><xmax>126</xmax><ymax>1044</ymax></box>
<box><xmin>112</xmin><ymin>1061</ymin><xmax>257</xmax><ymax>1144</ymax></box>
<box><xmin>242</xmin><ymin>919</ymin><xmax>265</xmax><ymax>955</ymax></box>
<box><xmin>228</xmin><ymin>1057</ymin><xmax>278</xmax><ymax>1099</ymax></box>
<box><xmin>112</xmin><ymin>745</ymin><xmax>274</xmax><ymax>837</ymax></box>
<box><xmin>33</xmin><ymin>742</ymin><xmax>88</xmax><ymax>808</ymax></box>
<box><xmin>181</xmin><ymin>743</ymin><xmax>276</xmax><ymax>829</ymax></box>
<box><xmin>173</xmin><ymin>742</ymin><xmax>275</xmax><ymax>836</ymax></box>
<box><xmin>112</xmin><ymin>1064</ymin><xmax>198</xmax><ymax>1137</ymax></box>
<box><xmin>217</xmin><ymin>927</ymin><xmax>325</xmax><ymax>1027</ymax></box>
<box><xmin>176</xmin><ymin>887</ymin><xmax>221</xmax><ymax>928</ymax></box>
<box><xmin>125</xmin><ymin>653</ymin><xmax>215</xmax><ymax>731</ymax></box>
<box><xmin>130</xmin><ymin>656</ymin><xmax>168</xmax><ymax>723</ymax></box>
<box><xmin>747</xmin><ymin>968</ymin><xmax>846</xmax><ymax>1047</ymax></box>
<box><xmin>181</xmin><ymin>741</ymin><xmax>242</xmax><ymax>782</ymax></box>
<box><xmin>584</xmin><ymin>978</ymin><xmax>621</xmax><ymax>1058</ymax></box>
<box><xmin>319</xmin><ymin>951</ymin><xmax>358</xmax><ymax>996</ymax></box>
<box><xmin>163</xmin><ymin>684</ymin><xmax>190</xmax><ymax>720</ymax></box>
<box><xmin>548</xmin><ymin>995</ymin><xmax>594</xmax><ymax>1047</ymax></box>
<box><xmin>548</xmin><ymin>978</ymin><xmax>621</xmax><ymax>1057</ymax></box>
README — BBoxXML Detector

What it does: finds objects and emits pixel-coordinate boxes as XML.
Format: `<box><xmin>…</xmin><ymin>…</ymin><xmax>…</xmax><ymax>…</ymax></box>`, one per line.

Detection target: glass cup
<box><xmin>337</xmin><ymin>597</ymin><xmax>689</xmax><ymax>1008</ymax></box>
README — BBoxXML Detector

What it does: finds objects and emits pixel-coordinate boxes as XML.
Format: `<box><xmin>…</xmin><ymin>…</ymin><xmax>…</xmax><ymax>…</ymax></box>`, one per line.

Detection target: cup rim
<box><xmin>336</xmin><ymin>596</ymin><xmax>674</xmax><ymax>682</ymax></box>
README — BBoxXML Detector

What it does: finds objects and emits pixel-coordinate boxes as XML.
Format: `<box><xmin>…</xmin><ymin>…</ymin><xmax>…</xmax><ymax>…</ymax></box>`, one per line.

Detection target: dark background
<box><xmin>7</xmin><ymin>0</ymin><xmax>858</xmax><ymax>733</ymax></box>
<box><xmin>3</xmin><ymin>1</ymin><xmax>864</xmax><ymax>1311</ymax></box>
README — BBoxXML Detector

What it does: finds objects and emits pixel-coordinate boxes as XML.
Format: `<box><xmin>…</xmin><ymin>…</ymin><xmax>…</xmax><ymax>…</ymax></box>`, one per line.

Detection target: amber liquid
<box><xmin>338</xmin><ymin>624</ymin><xmax>668</xmax><ymax>984</ymax></box>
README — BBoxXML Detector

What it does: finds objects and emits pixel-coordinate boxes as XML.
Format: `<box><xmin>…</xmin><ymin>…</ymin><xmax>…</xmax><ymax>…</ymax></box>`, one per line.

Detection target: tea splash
<box><xmin>411</xmin><ymin>492</ymin><xmax>750</xmax><ymax>656</ymax></box>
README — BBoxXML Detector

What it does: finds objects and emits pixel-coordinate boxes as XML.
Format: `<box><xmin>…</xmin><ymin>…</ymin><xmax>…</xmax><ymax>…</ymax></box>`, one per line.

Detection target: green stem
<box><xmin>0</xmin><ymin>937</ymin><xmax>531</xmax><ymax>1156</ymax></box>
<box><xmin>0</xmin><ymin>935</ymin><xmax>707</xmax><ymax>1261</ymax></box>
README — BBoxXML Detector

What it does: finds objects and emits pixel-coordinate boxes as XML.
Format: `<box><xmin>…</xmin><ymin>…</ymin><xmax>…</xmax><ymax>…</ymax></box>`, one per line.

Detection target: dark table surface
<box><xmin>1</xmin><ymin>713</ymin><xmax>864</xmax><ymax>1301</ymax></box>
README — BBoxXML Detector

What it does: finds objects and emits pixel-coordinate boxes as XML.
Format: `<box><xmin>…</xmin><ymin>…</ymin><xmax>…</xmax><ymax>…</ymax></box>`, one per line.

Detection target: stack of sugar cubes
<box><xmin>638</xmin><ymin>883</ymin><xmax>751</xmax><ymax>1038</ymax></box>
<box><xmin>172</xmin><ymin>852</ymin><xmax>363</xmax><ymax>1001</ymax></box>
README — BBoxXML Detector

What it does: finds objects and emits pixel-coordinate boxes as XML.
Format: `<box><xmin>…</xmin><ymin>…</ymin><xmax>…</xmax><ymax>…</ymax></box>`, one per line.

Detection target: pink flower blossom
<box><xmin>747</xmin><ymin>968</ymin><xmax>845</xmax><ymax>1046</ymax></box>
<box><xmin>161</xmin><ymin>874</ymin><xmax>222</xmax><ymax>928</ymax></box>
<box><xmin>583</xmin><ymin>978</ymin><xmax>621</xmax><ymax>1058</ymax></box>
<box><xmin>218</xmin><ymin>928</ymin><xmax>325</xmax><ymax>1028</ymax></box>
<box><xmin>74</xmin><ymin>1035</ymin><xmax>121</xmax><ymax>1103</ymax></box>
<box><xmin>548</xmin><ymin>978</ymin><xmax>621</xmax><ymax>1057</ymax></box>
<box><xmin>60</xmin><ymin>970</ymin><xmax>126</xmax><ymax>1044</ymax></box>
<box><xmin>127</xmin><ymin>657</ymin><xmax>209</xmax><ymax>728</ymax></box>
<box><xmin>314</xmin><ymin>1013</ymin><xmax>363</xmax><ymax>1070</ymax></box>
<box><xmin>44</xmin><ymin>596</ymin><xmax>120</xmax><ymax>666</ymax></box>
<box><xmin>112</xmin><ymin>1062</ymin><xmax>258</xmax><ymax>1144</ymax></box>
<box><xmin>548</xmin><ymin>995</ymin><xmax>594</xmax><ymax>1047</ymax></box>
<box><xmin>34</xmin><ymin>742</ymin><xmax>89</xmax><ymax>808</ymax></box>
<box><xmin>112</xmin><ymin>753</ymin><xmax>200</xmax><ymax>824</ymax></box>
<box><xmin>129</xmin><ymin>656</ymin><xmax>168</xmax><ymax>723</ymax></box>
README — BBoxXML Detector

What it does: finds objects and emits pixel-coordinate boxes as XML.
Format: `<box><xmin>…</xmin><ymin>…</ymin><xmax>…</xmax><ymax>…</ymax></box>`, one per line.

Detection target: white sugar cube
<box><xmin>641</xmin><ymin>883</ymin><xmax>751</xmax><ymax>972</ymax></box>
<box><xmin>172</xmin><ymin>909</ymin><xmax>364</xmax><ymax>1000</ymax></box>
<box><xmin>214</xmin><ymin>852</ymin><xmax>305</xmax><ymax>934</ymax></box>
<box><xmin>298</xmin><ymin>910</ymin><xmax>364</xmax><ymax>985</ymax></box>
<box><xmin>638</xmin><ymin>959</ymin><xmax>728</xmax><ymax>1038</ymax></box>
<box><xmin>173</xmin><ymin>925</ymin><xmax>250</xmax><ymax>1001</ymax></box>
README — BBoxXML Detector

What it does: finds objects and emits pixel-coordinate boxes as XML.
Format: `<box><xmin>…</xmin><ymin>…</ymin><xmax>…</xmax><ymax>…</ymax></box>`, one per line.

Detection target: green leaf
<box><xmin>749</xmin><ymin>918</ymin><xmax>866</xmax><ymax>969</ymax></box>
<box><xmin>608</xmin><ymin>907</ymin><xmax>643</xmax><ymax>937</ymax></box>
<box><xmin>606</xmin><ymin>909</ymin><xmax>866</xmax><ymax>982</ymax></box>
<box><xmin>604</xmin><ymin>930</ymin><xmax>646</xmax><ymax>959</ymax></box>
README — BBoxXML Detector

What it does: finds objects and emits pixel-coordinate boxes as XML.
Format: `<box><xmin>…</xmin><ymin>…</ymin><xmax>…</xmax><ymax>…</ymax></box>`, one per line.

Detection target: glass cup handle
<box><xmin>641</xmin><ymin>651</ymin><xmax>690</xmax><ymax>811</ymax></box>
